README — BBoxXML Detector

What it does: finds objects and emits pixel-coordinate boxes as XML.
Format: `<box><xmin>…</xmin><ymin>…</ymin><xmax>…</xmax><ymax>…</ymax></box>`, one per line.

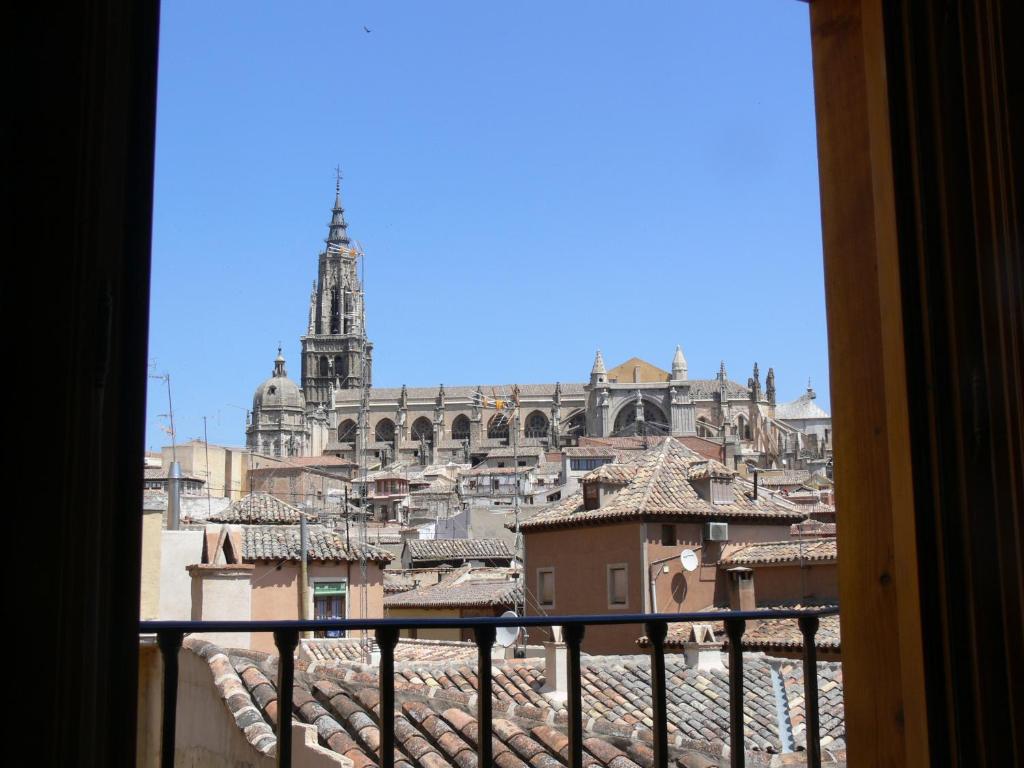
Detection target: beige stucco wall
<box><xmin>189</xmin><ymin>565</ymin><xmax>255</xmax><ymax>649</ymax></box>
<box><xmin>162</xmin><ymin>441</ymin><xmax>249</xmax><ymax>500</ymax></box>
<box><xmin>524</xmin><ymin>522</ymin><xmax>644</xmax><ymax>654</ymax></box>
<box><xmin>158</xmin><ymin>529</ymin><xmax>205</xmax><ymax>620</ymax></box>
<box><xmin>248</xmin><ymin>560</ymin><xmax>385</xmax><ymax>654</ymax></box>
<box><xmin>139</xmin><ymin>507</ymin><xmax>163</xmax><ymax>621</ymax></box>
<box><xmin>137</xmin><ymin>643</ymin><xmax>345</xmax><ymax>767</ymax></box>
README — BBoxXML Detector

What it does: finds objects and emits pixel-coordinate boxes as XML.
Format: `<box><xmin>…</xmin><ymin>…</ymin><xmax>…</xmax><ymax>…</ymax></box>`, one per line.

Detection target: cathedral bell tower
<box><xmin>300</xmin><ymin>170</ymin><xmax>374</xmax><ymax>409</ymax></box>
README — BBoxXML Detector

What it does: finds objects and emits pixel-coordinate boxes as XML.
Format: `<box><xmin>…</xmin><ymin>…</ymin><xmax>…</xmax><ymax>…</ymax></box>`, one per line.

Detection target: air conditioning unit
<box><xmin>705</xmin><ymin>522</ymin><xmax>729</xmax><ymax>541</ymax></box>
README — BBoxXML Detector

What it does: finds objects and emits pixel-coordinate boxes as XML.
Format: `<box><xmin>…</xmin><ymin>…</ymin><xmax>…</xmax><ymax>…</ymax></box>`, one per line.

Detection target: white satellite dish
<box><xmin>496</xmin><ymin>610</ymin><xmax>522</xmax><ymax>648</ymax></box>
<box><xmin>680</xmin><ymin>549</ymin><xmax>699</xmax><ymax>572</ymax></box>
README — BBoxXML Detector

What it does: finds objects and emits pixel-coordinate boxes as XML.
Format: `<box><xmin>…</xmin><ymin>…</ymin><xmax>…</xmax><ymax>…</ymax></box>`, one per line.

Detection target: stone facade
<box><xmin>245</xmin><ymin>183</ymin><xmax>832</xmax><ymax>471</ymax></box>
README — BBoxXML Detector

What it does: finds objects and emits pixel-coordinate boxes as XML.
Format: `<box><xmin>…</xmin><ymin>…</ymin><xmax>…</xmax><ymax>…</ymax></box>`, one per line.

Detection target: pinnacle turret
<box><xmin>671</xmin><ymin>345</ymin><xmax>688</xmax><ymax>381</ymax></box>
<box><xmin>326</xmin><ymin>168</ymin><xmax>351</xmax><ymax>248</ymax></box>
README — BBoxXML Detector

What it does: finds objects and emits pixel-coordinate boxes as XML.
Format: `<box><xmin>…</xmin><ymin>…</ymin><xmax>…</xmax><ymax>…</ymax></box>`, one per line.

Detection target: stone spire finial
<box><xmin>326</xmin><ymin>168</ymin><xmax>351</xmax><ymax>248</ymax></box>
<box><xmin>592</xmin><ymin>349</ymin><xmax>607</xmax><ymax>375</ymax></box>
<box><xmin>766</xmin><ymin>367</ymin><xmax>776</xmax><ymax>406</ymax></box>
<box><xmin>750</xmin><ymin>362</ymin><xmax>762</xmax><ymax>401</ymax></box>
<box><xmin>671</xmin><ymin>345</ymin><xmax>688</xmax><ymax>381</ymax></box>
<box><xmin>807</xmin><ymin>378</ymin><xmax>816</xmax><ymax>399</ymax></box>
<box><xmin>273</xmin><ymin>346</ymin><xmax>286</xmax><ymax>377</ymax></box>
<box><xmin>719</xmin><ymin>361</ymin><xmax>727</xmax><ymax>380</ymax></box>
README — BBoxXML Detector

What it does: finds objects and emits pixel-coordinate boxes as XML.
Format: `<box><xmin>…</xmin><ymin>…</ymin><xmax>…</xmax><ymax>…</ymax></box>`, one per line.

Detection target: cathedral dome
<box><xmin>252</xmin><ymin>349</ymin><xmax>305</xmax><ymax>412</ymax></box>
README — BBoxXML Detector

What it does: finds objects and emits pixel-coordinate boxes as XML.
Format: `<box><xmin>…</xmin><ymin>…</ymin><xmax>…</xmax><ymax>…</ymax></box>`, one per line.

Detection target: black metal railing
<box><xmin>140</xmin><ymin>606</ymin><xmax>838</xmax><ymax>768</ymax></box>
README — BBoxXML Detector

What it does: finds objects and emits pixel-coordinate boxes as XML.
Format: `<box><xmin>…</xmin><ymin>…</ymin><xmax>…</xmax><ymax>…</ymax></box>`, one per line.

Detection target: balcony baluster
<box><xmin>157</xmin><ymin>630</ymin><xmax>183</xmax><ymax>768</ymax></box>
<box><xmin>376</xmin><ymin>626</ymin><xmax>400</xmax><ymax>768</ymax></box>
<box><xmin>644</xmin><ymin>620</ymin><xmax>669</xmax><ymax>768</ymax></box>
<box><xmin>724</xmin><ymin>618</ymin><xmax>746</xmax><ymax>768</ymax></box>
<box><xmin>474</xmin><ymin>625</ymin><xmax>497</xmax><ymax>768</ymax></box>
<box><xmin>799</xmin><ymin>615</ymin><xmax>822</xmax><ymax>768</ymax></box>
<box><xmin>273</xmin><ymin>629</ymin><xmax>299</xmax><ymax>768</ymax></box>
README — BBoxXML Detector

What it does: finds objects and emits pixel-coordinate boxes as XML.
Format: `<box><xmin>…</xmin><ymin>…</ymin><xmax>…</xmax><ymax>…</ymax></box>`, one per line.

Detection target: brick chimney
<box><xmin>683</xmin><ymin>624</ymin><xmax>725</xmax><ymax>671</ymax></box>
<box><xmin>727</xmin><ymin>567</ymin><xmax>755</xmax><ymax>611</ymax></box>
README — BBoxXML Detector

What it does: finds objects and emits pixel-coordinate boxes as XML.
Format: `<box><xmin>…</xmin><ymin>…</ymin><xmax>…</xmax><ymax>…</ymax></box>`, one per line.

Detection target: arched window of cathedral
<box><xmin>318</xmin><ymin>356</ymin><xmax>329</xmax><ymax>377</ymax></box>
<box><xmin>451</xmin><ymin>414</ymin><xmax>471</xmax><ymax>441</ymax></box>
<box><xmin>273</xmin><ymin>439</ymin><xmax>281</xmax><ymax>457</ymax></box>
<box><xmin>334</xmin><ymin>355</ymin><xmax>345</xmax><ymax>380</ymax></box>
<box><xmin>563</xmin><ymin>411</ymin><xmax>587</xmax><ymax>437</ymax></box>
<box><xmin>524</xmin><ymin>410</ymin><xmax>549</xmax><ymax>438</ymax></box>
<box><xmin>338</xmin><ymin>419</ymin><xmax>357</xmax><ymax>443</ymax></box>
<box><xmin>411</xmin><ymin>416</ymin><xmax>434</xmax><ymax>445</ymax></box>
<box><xmin>330</xmin><ymin>287</ymin><xmax>340</xmax><ymax>334</ymax></box>
<box><xmin>375</xmin><ymin>418</ymin><xmax>395</xmax><ymax>445</ymax></box>
<box><xmin>487</xmin><ymin>414</ymin><xmax>509</xmax><ymax>440</ymax></box>
<box><xmin>613</xmin><ymin>401</ymin><xmax>669</xmax><ymax>436</ymax></box>
<box><xmin>736</xmin><ymin>414</ymin><xmax>751</xmax><ymax>441</ymax></box>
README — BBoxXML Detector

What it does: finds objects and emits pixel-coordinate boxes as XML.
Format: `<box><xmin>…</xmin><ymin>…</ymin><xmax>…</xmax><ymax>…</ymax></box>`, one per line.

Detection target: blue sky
<box><xmin>146</xmin><ymin>0</ymin><xmax>827</xmax><ymax>450</ymax></box>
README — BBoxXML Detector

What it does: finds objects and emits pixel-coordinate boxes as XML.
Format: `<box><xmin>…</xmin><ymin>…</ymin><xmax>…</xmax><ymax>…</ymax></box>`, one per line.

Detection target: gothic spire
<box><xmin>326</xmin><ymin>167</ymin><xmax>351</xmax><ymax>248</ymax></box>
<box><xmin>591</xmin><ymin>349</ymin><xmax>607</xmax><ymax>375</ymax></box>
<box><xmin>671</xmin><ymin>344</ymin><xmax>688</xmax><ymax>380</ymax></box>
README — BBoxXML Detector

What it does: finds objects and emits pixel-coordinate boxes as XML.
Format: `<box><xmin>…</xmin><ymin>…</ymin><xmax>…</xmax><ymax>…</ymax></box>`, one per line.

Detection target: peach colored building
<box><xmin>190</xmin><ymin>492</ymin><xmax>392</xmax><ymax>653</ymax></box>
<box><xmin>520</xmin><ymin>438</ymin><xmax>806</xmax><ymax>654</ymax></box>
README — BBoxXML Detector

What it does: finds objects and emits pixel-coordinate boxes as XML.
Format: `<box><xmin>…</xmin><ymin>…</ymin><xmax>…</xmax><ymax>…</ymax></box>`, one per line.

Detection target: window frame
<box><xmin>606</xmin><ymin>563</ymin><xmax>629</xmax><ymax>609</ymax></box>
<box><xmin>536</xmin><ymin>567</ymin><xmax>555</xmax><ymax>609</ymax></box>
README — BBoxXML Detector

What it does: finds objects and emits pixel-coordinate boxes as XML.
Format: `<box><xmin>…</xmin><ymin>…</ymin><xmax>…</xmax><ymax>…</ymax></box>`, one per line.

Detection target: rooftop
<box><xmin>185</xmin><ymin>637</ymin><xmax>845</xmax><ymax>765</ymax></box>
<box><xmin>403</xmin><ymin>538</ymin><xmax>514</xmax><ymax>564</ymax></box>
<box><xmin>520</xmin><ymin>439</ymin><xmax>805</xmax><ymax>531</ymax></box>
<box><xmin>241</xmin><ymin>525</ymin><xmax>393</xmax><ymax>563</ymax></box>
<box><xmin>720</xmin><ymin>538</ymin><xmax>838</xmax><ymax>566</ymax></box>
<box><xmin>384</xmin><ymin>566</ymin><xmax>520</xmax><ymax>610</ymax></box>
<box><xmin>208</xmin><ymin>492</ymin><xmax>314</xmax><ymax>525</ymax></box>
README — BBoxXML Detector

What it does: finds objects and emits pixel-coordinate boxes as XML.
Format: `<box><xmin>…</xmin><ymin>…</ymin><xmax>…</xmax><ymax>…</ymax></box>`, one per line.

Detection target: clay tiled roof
<box><xmin>384</xmin><ymin>567</ymin><xmax>521</xmax><ymax>609</ymax></box>
<box><xmin>638</xmin><ymin>607</ymin><xmax>842</xmax><ymax>655</ymax></box>
<box><xmin>241</xmin><ymin>525</ymin><xmax>392</xmax><ymax>563</ymax></box>
<box><xmin>520</xmin><ymin>439</ymin><xmax>805</xmax><ymax>531</ymax></box>
<box><xmin>480</xmin><ymin>446</ymin><xmax>546</xmax><ymax>459</ymax></box>
<box><xmin>757</xmin><ymin>469</ymin><xmax>812</xmax><ymax>487</ymax></box>
<box><xmin>208</xmin><ymin>492</ymin><xmax>314</xmax><ymax>524</ymax></box>
<box><xmin>186</xmin><ymin>637</ymin><xmax>845</xmax><ymax>765</ymax></box>
<box><xmin>403</xmin><ymin>538</ymin><xmax>514</xmax><ymax>565</ymax></box>
<box><xmin>301</xmin><ymin>638</ymin><xmax>479</xmax><ymax>666</ymax></box>
<box><xmin>720</xmin><ymin>538</ymin><xmax>837</xmax><ymax>566</ymax></box>
<box><xmin>791</xmin><ymin>520</ymin><xmax>837</xmax><ymax>537</ymax></box>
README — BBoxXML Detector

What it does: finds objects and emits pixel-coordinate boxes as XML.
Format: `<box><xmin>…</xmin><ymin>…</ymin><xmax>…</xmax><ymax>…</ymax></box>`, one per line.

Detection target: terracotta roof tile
<box><xmin>404</xmin><ymin>538</ymin><xmax>514</xmax><ymax>564</ymax></box>
<box><xmin>241</xmin><ymin>524</ymin><xmax>392</xmax><ymax>563</ymax></box>
<box><xmin>720</xmin><ymin>538</ymin><xmax>837</xmax><ymax>566</ymax></box>
<box><xmin>385</xmin><ymin>567</ymin><xmax>521</xmax><ymax>609</ymax></box>
<box><xmin>521</xmin><ymin>439</ymin><xmax>804</xmax><ymax>531</ymax></box>
<box><xmin>209</xmin><ymin>492</ymin><xmax>314</xmax><ymax>524</ymax></box>
<box><xmin>187</xmin><ymin>638</ymin><xmax>845</xmax><ymax>765</ymax></box>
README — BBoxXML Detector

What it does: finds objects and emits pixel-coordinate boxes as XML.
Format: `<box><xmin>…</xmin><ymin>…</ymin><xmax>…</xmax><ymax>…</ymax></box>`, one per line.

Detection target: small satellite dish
<box><xmin>496</xmin><ymin>610</ymin><xmax>522</xmax><ymax>648</ymax></box>
<box><xmin>680</xmin><ymin>549</ymin><xmax>699</xmax><ymax>572</ymax></box>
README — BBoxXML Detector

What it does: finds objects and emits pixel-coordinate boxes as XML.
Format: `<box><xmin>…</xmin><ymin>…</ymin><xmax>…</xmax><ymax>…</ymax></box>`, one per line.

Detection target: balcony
<box><xmin>142</xmin><ymin>606</ymin><xmax>839</xmax><ymax>768</ymax></box>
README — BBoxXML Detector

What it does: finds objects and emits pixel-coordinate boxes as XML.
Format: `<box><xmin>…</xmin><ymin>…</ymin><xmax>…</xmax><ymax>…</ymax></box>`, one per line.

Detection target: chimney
<box><xmin>167</xmin><ymin>461</ymin><xmax>182</xmax><ymax>530</ymax></box>
<box><xmin>727</xmin><ymin>567</ymin><xmax>755</xmax><ymax>611</ymax></box>
<box><xmin>540</xmin><ymin>626</ymin><xmax>568</xmax><ymax>702</ymax></box>
<box><xmin>683</xmin><ymin>624</ymin><xmax>725</xmax><ymax>671</ymax></box>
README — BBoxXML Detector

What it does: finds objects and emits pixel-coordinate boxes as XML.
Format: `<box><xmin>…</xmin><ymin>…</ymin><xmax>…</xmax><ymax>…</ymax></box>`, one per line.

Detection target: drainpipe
<box><xmin>300</xmin><ymin>513</ymin><xmax>310</xmax><ymax>637</ymax></box>
<box><xmin>167</xmin><ymin>461</ymin><xmax>182</xmax><ymax>530</ymax></box>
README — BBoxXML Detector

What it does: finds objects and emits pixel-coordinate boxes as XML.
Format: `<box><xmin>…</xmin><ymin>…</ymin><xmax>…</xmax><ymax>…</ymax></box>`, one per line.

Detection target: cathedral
<box><xmin>246</xmin><ymin>182</ymin><xmax>832</xmax><ymax>472</ymax></box>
